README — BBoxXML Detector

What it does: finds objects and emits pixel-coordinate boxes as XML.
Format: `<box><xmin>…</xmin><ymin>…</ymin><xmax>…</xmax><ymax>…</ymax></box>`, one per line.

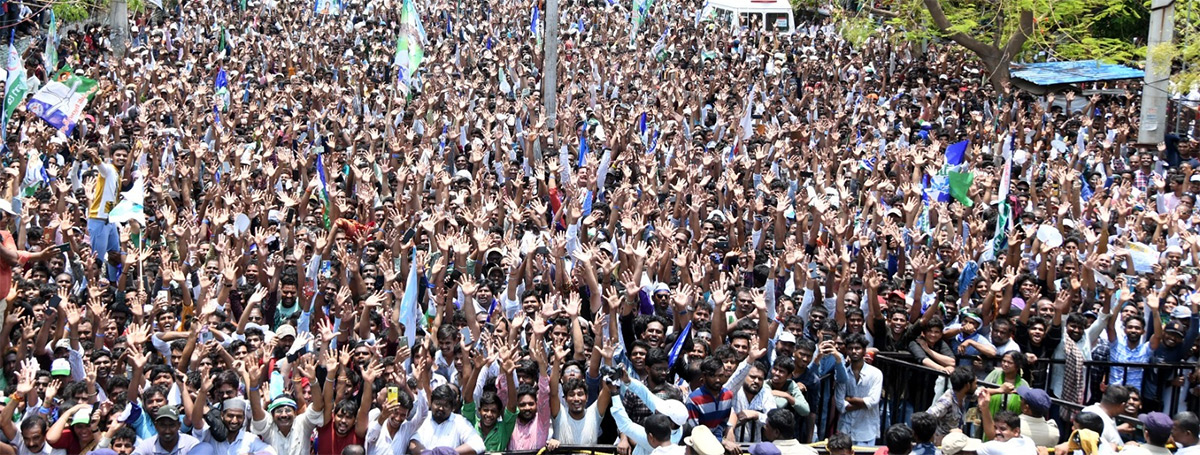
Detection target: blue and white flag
<box><xmin>668</xmin><ymin>322</ymin><xmax>691</xmax><ymax>367</ymax></box>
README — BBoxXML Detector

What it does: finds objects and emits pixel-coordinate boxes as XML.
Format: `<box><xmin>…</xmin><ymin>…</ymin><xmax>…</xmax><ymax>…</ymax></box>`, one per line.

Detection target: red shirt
<box><xmin>316</xmin><ymin>421</ymin><xmax>361</xmax><ymax>455</ymax></box>
<box><xmin>0</xmin><ymin>231</ymin><xmax>30</xmax><ymax>301</ymax></box>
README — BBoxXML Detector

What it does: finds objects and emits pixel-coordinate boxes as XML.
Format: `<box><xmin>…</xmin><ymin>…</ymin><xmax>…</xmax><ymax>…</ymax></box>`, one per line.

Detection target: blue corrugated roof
<box><xmin>1010</xmin><ymin>60</ymin><xmax>1144</xmax><ymax>86</ymax></box>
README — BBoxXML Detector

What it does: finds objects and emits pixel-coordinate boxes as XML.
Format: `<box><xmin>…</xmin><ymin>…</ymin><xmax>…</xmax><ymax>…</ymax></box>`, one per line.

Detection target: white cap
<box><xmin>658</xmin><ymin>400</ymin><xmax>689</xmax><ymax>427</ymax></box>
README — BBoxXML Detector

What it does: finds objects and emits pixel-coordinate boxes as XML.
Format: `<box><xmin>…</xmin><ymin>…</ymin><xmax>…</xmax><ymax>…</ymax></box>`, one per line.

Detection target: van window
<box><xmin>766</xmin><ymin>12</ymin><xmax>790</xmax><ymax>32</ymax></box>
<box><xmin>738</xmin><ymin>12</ymin><xmax>763</xmax><ymax>29</ymax></box>
<box><xmin>713</xmin><ymin>7</ymin><xmax>733</xmax><ymax>28</ymax></box>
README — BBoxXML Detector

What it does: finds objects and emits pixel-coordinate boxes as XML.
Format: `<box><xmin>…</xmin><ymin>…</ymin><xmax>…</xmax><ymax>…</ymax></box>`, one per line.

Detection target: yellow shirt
<box><xmin>88</xmin><ymin>162</ymin><xmax>120</xmax><ymax>219</ymax></box>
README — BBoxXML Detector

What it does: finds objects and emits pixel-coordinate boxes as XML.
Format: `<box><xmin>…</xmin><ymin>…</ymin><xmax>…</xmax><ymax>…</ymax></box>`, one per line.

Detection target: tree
<box><xmin>851</xmin><ymin>0</ymin><xmax>1146</xmax><ymax>89</ymax></box>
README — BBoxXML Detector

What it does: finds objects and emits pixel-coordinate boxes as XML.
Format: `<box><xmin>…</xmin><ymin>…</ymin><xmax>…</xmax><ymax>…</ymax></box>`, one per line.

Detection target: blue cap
<box><xmin>1016</xmin><ymin>386</ymin><xmax>1051</xmax><ymax>415</ymax></box>
<box><xmin>1139</xmin><ymin>412</ymin><xmax>1173</xmax><ymax>438</ymax></box>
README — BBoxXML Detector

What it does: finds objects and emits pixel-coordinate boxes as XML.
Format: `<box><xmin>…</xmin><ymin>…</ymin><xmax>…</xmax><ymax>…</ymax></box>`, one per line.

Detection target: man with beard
<box><xmin>1050</xmin><ymin>312</ymin><xmax>1109</xmax><ymax>399</ymax></box>
<box><xmin>926</xmin><ymin>367</ymin><xmax>978</xmax><ymax>444</ymax></box>
<box><xmin>190</xmin><ymin>367</ymin><xmax>276</xmax><ymax>455</ymax></box>
<box><xmin>250</xmin><ymin>356</ymin><xmax>325</xmax><ymax>455</ymax></box>
<box><xmin>499</xmin><ymin>342</ymin><xmax>550</xmax><ymax>451</ymax></box>
<box><xmin>833</xmin><ymin>334</ymin><xmax>882</xmax><ymax>447</ymax></box>
<box><xmin>317</xmin><ymin>360</ymin><xmax>381</xmax><ymax>454</ymax></box>
<box><xmin>549</xmin><ymin>343</ymin><xmax>611</xmax><ymax>446</ymax></box>
<box><xmin>133</xmin><ymin>406</ymin><xmax>211</xmax><ymax>455</ymax></box>
<box><xmin>0</xmin><ymin>362</ymin><xmax>66</xmax><ymax>455</ymax></box>
<box><xmin>731</xmin><ymin>361</ymin><xmax>777</xmax><ymax>443</ymax></box>
<box><xmin>412</xmin><ymin>385</ymin><xmax>486</xmax><ymax>455</ymax></box>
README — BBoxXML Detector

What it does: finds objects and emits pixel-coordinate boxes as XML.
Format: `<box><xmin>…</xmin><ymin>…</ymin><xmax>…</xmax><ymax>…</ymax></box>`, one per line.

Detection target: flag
<box><xmin>25</xmin><ymin>75</ymin><xmax>96</xmax><ymax>134</ymax></box>
<box><xmin>860</xmin><ymin>156</ymin><xmax>877</xmax><ymax>172</ymax></box>
<box><xmin>530</xmin><ymin>5</ymin><xmax>539</xmax><ymax>35</ymax></box>
<box><xmin>945</xmin><ymin>139</ymin><xmax>968</xmax><ymax>166</ymax></box>
<box><xmin>394</xmin><ymin>0</ymin><xmax>425</xmax><ymax>84</ymax></box>
<box><xmin>315</xmin><ymin>152</ymin><xmax>331</xmax><ymax>228</ymax></box>
<box><xmin>668</xmin><ymin>321</ymin><xmax>691</xmax><ymax>367</ymax></box>
<box><xmin>4</xmin><ymin>38</ymin><xmax>28</xmax><ymax>132</ymax></box>
<box><xmin>649</xmin><ymin>29</ymin><xmax>669</xmax><ymax>61</ymax></box>
<box><xmin>947</xmin><ymin>171</ymin><xmax>974</xmax><ymax>206</ymax></box>
<box><xmin>146</xmin><ymin>0</ymin><xmax>163</xmax><ymax>8</ymax></box>
<box><xmin>577</xmin><ymin>130</ymin><xmax>589</xmax><ymax>168</ymax></box>
<box><xmin>694</xmin><ymin>0</ymin><xmax>708</xmax><ymax>26</ymax></box>
<box><xmin>923</xmin><ymin>174</ymin><xmax>950</xmax><ymax>203</ymax></box>
<box><xmin>43</xmin><ymin>12</ymin><xmax>58</xmax><ymax>72</ymax></box>
<box><xmin>398</xmin><ymin>248</ymin><xmax>420</xmax><ymax>369</ymax></box>
<box><xmin>638</xmin><ymin>112</ymin><xmax>647</xmax><ymax>136</ymax></box>
<box><xmin>214</xmin><ymin>68</ymin><xmax>230</xmax><ymax>112</ymax></box>
<box><xmin>108</xmin><ymin>177</ymin><xmax>146</xmax><ymax>225</ymax></box>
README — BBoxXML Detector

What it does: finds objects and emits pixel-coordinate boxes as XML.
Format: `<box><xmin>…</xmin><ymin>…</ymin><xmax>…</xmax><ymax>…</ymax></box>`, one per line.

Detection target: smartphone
<box><xmin>401</xmin><ymin>228</ymin><xmax>416</xmax><ymax>244</ymax></box>
<box><xmin>821</xmin><ymin>333</ymin><xmax>834</xmax><ymax>343</ymax></box>
<box><xmin>53</xmin><ymin>243</ymin><xmax>70</xmax><ymax>253</ymax></box>
<box><xmin>397</xmin><ymin>336</ymin><xmax>409</xmax><ymax>347</ymax></box>
<box><xmin>387</xmin><ymin>387</ymin><xmax>398</xmax><ymax>403</ymax></box>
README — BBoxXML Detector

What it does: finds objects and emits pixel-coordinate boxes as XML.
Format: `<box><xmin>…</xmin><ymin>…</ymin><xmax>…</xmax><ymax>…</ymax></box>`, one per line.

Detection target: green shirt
<box><xmin>462</xmin><ymin>401</ymin><xmax>518</xmax><ymax>451</ymax></box>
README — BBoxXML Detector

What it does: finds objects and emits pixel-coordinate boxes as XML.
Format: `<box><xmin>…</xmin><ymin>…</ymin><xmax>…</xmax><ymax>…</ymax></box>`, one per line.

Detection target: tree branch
<box><xmin>999</xmin><ymin>10</ymin><xmax>1035</xmax><ymax>64</ymax></box>
<box><xmin>921</xmin><ymin>0</ymin><xmax>997</xmax><ymax>59</ymax></box>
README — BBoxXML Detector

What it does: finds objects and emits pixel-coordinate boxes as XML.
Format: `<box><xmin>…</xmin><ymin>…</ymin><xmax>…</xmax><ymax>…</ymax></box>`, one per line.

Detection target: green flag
<box><xmin>4</xmin><ymin>42</ymin><xmax>28</xmax><ymax>122</ymax></box>
<box><xmin>947</xmin><ymin>171</ymin><xmax>975</xmax><ymax>207</ymax></box>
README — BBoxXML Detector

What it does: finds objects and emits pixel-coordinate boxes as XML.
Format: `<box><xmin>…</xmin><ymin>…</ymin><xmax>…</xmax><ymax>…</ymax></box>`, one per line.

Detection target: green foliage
<box><xmin>871</xmin><ymin>0</ymin><xmax>1145</xmax><ymax>65</ymax></box>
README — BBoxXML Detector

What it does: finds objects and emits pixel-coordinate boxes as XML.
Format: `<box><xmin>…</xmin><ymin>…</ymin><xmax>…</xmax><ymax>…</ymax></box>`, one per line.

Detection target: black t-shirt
<box><xmin>871</xmin><ymin>317</ymin><xmax>919</xmax><ymax>352</ymax></box>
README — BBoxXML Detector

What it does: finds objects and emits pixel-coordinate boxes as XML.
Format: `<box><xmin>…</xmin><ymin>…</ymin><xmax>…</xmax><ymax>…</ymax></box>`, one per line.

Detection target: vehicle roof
<box><xmin>706</xmin><ymin>0</ymin><xmax>793</xmax><ymax>11</ymax></box>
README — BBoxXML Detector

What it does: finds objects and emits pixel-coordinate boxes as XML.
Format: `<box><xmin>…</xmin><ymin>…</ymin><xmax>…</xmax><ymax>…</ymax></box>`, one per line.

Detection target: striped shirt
<box><xmin>687</xmin><ymin>386</ymin><xmax>735</xmax><ymax>441</ymax></box>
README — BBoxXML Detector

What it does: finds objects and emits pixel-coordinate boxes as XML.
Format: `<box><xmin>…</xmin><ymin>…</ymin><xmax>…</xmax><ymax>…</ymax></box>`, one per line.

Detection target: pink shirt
<box><xmin>498</xmin><ymin>374</ymin><xmax>551</xmax><ymax>450</ymax></box>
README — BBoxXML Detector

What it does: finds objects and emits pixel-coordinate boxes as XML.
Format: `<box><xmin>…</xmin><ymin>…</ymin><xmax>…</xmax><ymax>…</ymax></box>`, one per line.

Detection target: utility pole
<box><xmin>1138</xmin><ymin>0</ymin><xmax>1175</xmax><ymax>145</ymax></box>
<box><xmin>110</xmin><ymin>0</ymin><xmax>130</xmax><ymax>57</ymax></box>
<box><xmin>542</xmin><ymin>0</ymin><xmax>559</xmax><ymax>130</ymax></box>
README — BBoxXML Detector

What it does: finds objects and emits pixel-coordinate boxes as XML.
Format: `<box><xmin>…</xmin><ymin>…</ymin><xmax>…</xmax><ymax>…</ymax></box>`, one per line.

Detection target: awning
<box><xmin>1010</xmin><ymin>60</ymin><xmax>1144</xmax><ymax>86</ymax></box>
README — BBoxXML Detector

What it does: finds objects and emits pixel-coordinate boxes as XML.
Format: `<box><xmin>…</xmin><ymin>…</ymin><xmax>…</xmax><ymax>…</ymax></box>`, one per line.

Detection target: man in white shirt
<box><xmin>833</xmin><ymin>334</ymin><xmax>881</xmax><ymax>447</ymax></box>
<box><xmin>0</xmin><ymin>370</ymin><xmax>65</xmax><ymax>455</ymax></box>
<box><xmin>190</xmin><ymin>370</ymin><xmax>276</xmax><ymax>455</ymax></box>
<box><xmin>1174</xmin><ymin>412</ymin><xmax>1200</xmax><ymax>455</ymax></box>
<box><xmin>133</xmin><ymin>406</ymin><xmax>213</xmax><ymax>455</ymax></box>
<box><xmin>732</xmin><ymin>361</ymin><xmax>777</xmax><ymax>443</ymax></box>
<box><xmin>367</xmin><ymin>389</ymin><xmax>428</xmax><ymax>455</ymax></box>
<box><xmin>410</xmin><ymin>385</ymin><xmax>485</xmax><ymax>455</ymax></box>
<box><xmin>1079</xmin><ymin>385</ymin><xmax>1129</xmax><ymax>450</ymax></box>
<box><xmin>249</xmin><ymin>394</ymin><xmax>324</xmax><ymax>455</ymax></box>
<box><xmin>974</xmin><ymin>393</ymin><xmax>1038</xmax><ymax>455</ymax></box>
<box><xmin>643</xmin><ymin>414</ymin><xmax>685</xmax><ymax>455</ymax></box>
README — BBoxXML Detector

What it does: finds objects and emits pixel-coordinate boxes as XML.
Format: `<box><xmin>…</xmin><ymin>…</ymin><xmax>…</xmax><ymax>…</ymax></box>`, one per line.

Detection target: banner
<box><xmin>4</xmin><ymin>41</ymin><xmax>28</xmax><ymax>125</ymax></box>
<box><xmin>315</xmin><ymin>0</ymin><xmax>341</xmax><ymax>15</ymax></box>
<box><xmin>43</xmin><ymin>12</ymin><xmax>58</xmax><ymax>71</ymax></box>
<box><xmin>26</xmin><ymin>76</ymin><xmax>98</xmax><ymax>134</ymax></box>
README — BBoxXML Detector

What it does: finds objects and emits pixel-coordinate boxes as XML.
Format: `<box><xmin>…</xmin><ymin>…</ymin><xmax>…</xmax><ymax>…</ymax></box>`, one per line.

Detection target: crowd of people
<box><xmin>0</xmin><ymin>0</ymin><xmax>1197</xmax><ymax>453</ymax></box>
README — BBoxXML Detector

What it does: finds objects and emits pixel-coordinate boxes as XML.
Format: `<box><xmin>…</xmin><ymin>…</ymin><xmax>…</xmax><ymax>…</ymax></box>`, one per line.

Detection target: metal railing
<box><xmin>485</xmin><ymin>443</ymin><xmax>879</xmax><ymax>455</ymax></box>
<box><xmin>871</xmin><ymin>353</ymin><xmax>1199</xmax><ymax>438</ymax></box>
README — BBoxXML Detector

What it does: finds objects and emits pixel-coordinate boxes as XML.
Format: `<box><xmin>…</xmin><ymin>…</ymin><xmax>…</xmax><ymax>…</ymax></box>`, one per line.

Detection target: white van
<box><xmin>700</xmin><ymin>0</ymin><xmax>795</xmax><ymax>33</ymax></box>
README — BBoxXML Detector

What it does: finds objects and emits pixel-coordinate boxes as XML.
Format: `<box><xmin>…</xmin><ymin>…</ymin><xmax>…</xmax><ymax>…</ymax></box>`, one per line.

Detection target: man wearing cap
<box><xmin>1014</xmin><ymin>386</ymin><xmax>1059</xmax><ymax>447</ymax></box>
<box><xmin>643</xmin><ymin>414</ymin><xmax>685</xmax><ymax>455</ymax></box>
<box><xmin>1119</xmin><ymin>412</ymin><xmax>1173</xmax><ymax>455</ymax></box>
<box><xmin>45</xmin><ymin>403</ymin><xmax>99</xmax><ymax>454</ymax></box>
<box><xmin>190</xmin><ymin>367</ymin><xmax>275</xmax><ymax>455</ymax></box>
<box><xmin>1145</xmin><ymin>301</ymin><xmax>1198</xmax><ymax>411</ymax></box>
<box><xmin>610</xmin><ymin>379</ymin><xmax>690</xmax><ymax>455</ymax></box>
<box><xmin>685</xmin><ymin>426</ymin><xmax>724</xmax><ymax>455</ymax></box>
<box><xmin>133</xmin><ymin>406</ymin><xmax>212</xmax><ymax>455</ymax></box>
